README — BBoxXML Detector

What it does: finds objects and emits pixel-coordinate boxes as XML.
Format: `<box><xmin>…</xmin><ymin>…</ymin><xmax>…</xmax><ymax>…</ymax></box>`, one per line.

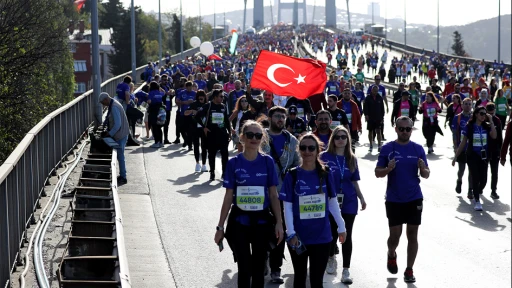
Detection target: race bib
<box><xmin>473</xmin><ymin>133</ymin><xmax>487</xmax><ymax>147</ymax></box>
<box><xmin>329</xmin><ymin>86</ymin><xmax>336</xmax><ymax>92</ymax></box>
<box><xmin>330</xmin><ymin>121</ymin><xmax>341</xmax><ymax>130</ymax></box>
<box><xmin>427</xmin><ymin>108</ymin><xmax>436</xmax><ymax>117</ymax></box>
<box><xmin>400</xmin><ymin>109</ymin><xmax>409</xmax><ymax>117</ymax></box>
<box><xmin>211</xmin><ymin>112</ymin><xmax>224</xmax><ymax>125</ymax></box>
<box><xmin>299</xmin><ymin>194</ymin><xmax>326</xmax><ymax>220</ymax></box>
<box><xmin>498</xmin><ymin>103</ymin><xmax>506</xmax><ymax>112</ymax></box>
<box><xmin>346</xmin><ymin>113</ymin><xmax>352</xmax><ymax>123</ymax></box>
<box><xmin>197</xmin><ymin>117</ymin><xmax>206</xmax><ymax>128</ymax></box>
<box><xmin>337</xmin><ymin>194</ymin><xmax>345</xmax><ymax>209</ymax></box>
<box><xmin>236</xmin><ymin>186</ymin><xmax>265</xmax><ymax>211</ymax></box>
<box><xmin>297</xmin><ymin>107</ymin><xmax>305</xmax><ymax>118</ymax></box>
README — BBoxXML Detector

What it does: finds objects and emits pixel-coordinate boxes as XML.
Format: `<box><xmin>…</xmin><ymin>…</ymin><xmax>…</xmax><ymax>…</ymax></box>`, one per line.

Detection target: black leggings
<box><xmin>207</xmin><ymin>138</ymin><xmax>229</xmax><ymax>175</ymax></box>
<box><xmin>422</xmin><ymin>119</ymin><xmax>438</xmax><ymax>147</ymax></box>
<box><xmin>329</xmin><ymin>214</ymin><xmax>356</xmax><ymax>268</ymax></box>
<box><xmin>467</xmin><ymin>154</ymin><xmax>489</xmax><ymax>202</ymax></box>
<box><xmin>192</xmin><ymin>128</ymin><xmax>207</xmax><ymax>164</ymax></box>
<box><xmin>232</xmin><ymin>222</ymin><xmax>268</xmax><ymax>288</ymax></box>
<box><xmin>289</xmin><ymin>242</ymin><xmax>330</xmax><ymax>288</ymax></box>
<box><xmin>163</xmin><ymin>110</ymin><xmax>171</xmax><ymax>141</ymax></box>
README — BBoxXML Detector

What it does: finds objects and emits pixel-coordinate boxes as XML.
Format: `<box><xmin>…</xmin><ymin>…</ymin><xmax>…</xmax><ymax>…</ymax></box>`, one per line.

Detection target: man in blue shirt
<box><xmin>115</xmin><ymin>76</ymin><xmax>132</xmax><ymax>110</ymax></box>
<box><xmin>451</xmin><ymin>98</ymin><xmax>473</xmax><ymax>197</ymax></box>
<box><xmin>176</xmin><ymin>81</ymin><xmax>197</xmax><ymax>149</ymax></box>
<box><xmin>144</xmin><ymin>62</ymin><xmax>154</xmax><ymax>83</ymax></box>
<box><xmin>375</xmin><ymin>116</ymin><xmax>430</xmax><ymax>284</ymax></box>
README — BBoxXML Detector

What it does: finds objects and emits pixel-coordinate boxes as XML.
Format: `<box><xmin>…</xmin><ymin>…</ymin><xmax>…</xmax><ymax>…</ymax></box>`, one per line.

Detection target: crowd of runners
<box><xmin>110</xmin><ymin>24</ymin><xmax>512</xmax><ymax>287</ymax></box>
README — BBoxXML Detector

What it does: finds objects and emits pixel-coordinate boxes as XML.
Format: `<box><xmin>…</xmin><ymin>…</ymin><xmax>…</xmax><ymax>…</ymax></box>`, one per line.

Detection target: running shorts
<box><xmin>385</xmin><ymin>199</ymin><xmax>423</xmax><ymax>227</ymax></box>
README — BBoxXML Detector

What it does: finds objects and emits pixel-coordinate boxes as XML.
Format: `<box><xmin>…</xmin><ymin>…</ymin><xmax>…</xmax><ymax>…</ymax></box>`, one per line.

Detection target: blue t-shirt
<box><xmin>116</xmin><ymin>82</ymin><xmax>130</xmax><ymax>103</ymax></box>
<box><xmin>367</xmin><ymin>84</ymin><xmax>386</xmax><ymax>98</ymax></box>
<box><xmin>462</xmin><ymin>123</ymin><xmax>489</xmax><ymax>156</ymax></box>
<box><xmin>318</xmin><ymin>134</ymin><xmax>330</xmax><ymax>148</ymax></box>
<box><xmin>195</xmin><ymin>80</ymin><xmax>207</xmax><ymax>91</ymax></box>
<box><xmin>341</xmin><ymin>100</ymin><xmax>352</xmax><ymax>124</ymax></box>
<box><xmin>148</xmin><ymin>90</ymin><xmax>164</xmax><ymax>106</ymax></box>
<box><xmin>444</xmin><ymin>92</ymin><xmax>467</xmax><ymax>104</ymax></box>
<box><xmin>376</xmin><ymin>141</ymin><xmax>427</xmax><ymax>203</ymax></box>
<box><xmin>451</xmin><ymin>113</ymin><xmax>471</xmax><ymax>148</ymax></box>
<box><xmin>230</xmin><ymin>90</ymin><xmax>246</xmax><ymax>108</ymax></box>
<box><xmin>326</xmin><ymin>81</ymin><xmax>340</xmax><ymax>96</ymax></box>
<box><xmin>269</xmin><ymin>133</ymin><xmax>286</xmax><ymax>158</ymax></box>
<box><xmin>178</xmin><ymin>90</ymin><xmax>197</xmax><ymax>115</ymax></box>
<box><xmin>134</xmin><ymin>91</ymin><xmax>148</xmax><ymax>107</ymax></box>
<box><xmin>279</xmin><ymin>167</ymin><xmax>337</xmax><ymax>245</ymax></box>
<box><xmin>223</xmin><ymin>153</ymin><xmax>279</xmax><ymax>226</ymax></box>
<box><xmin>320</xmin><ymin>153</ymin><xmax>360</xmax><ymax>214</ymax></box>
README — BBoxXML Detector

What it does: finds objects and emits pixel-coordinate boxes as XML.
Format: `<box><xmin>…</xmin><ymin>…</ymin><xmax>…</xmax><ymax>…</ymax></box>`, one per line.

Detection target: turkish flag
<box><xmin>250</xmin><ymin>50</ymin><xmax>327</xmax><ymax>100</ymax></box>
<box><xmin>208</xmin><ymin>54</ymin><xmax>223</xmax><ymax>61</ymax></box>
<box><xmin>74</xmin><ymin>0</ymin><xmax>86</xmax><ymax>11</ymax></box>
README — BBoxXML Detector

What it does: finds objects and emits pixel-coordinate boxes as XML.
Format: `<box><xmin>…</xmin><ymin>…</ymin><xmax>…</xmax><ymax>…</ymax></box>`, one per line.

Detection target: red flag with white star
<box><xmin>250</xmin><ymin>50</ymin><xmax>327</xmax><ymax>100</ymax></box>
<box><xmin>74</xmin><ymin>0</ymin><xmax>86</xmax><ymax>11</ymax></box>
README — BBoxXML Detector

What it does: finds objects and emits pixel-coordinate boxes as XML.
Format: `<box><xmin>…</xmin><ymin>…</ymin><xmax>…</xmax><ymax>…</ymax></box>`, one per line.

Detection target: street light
<box><xmin>180</xmin><ymin>0</ymin><xmax>183</xmax><ymax>60</ymax></box>
<box><xmin>199</xmin><ymin>0</ymin><xmax>202</xmax><ymax>41</ymax></box>
<box><xmin>131</xmin><ymin>0</ymin><xmax>136</xmax><ymax>80</ymax></box>
<box><xmin>437</xmin><ymin>0</ymin><xmax>439</xmax><ymax>53</ymax></box>
<box><xmin>498</xmin><ymin>0</ymin><xmax>501</xmax><ymax>62</ymax></box>
<box><xmin>91</xmin><ymin>0</ymin><xmax>102</xmax><ymax>125</ymax></box>
<box><xmin>404</xmin><ymin>0</ymin><xmax>407</xmax><ymax>47</ymax></box>
<box><xmin>158</xmin><ymin>0</ymin><xmax>162</xmax><ymax>66</ymax></box>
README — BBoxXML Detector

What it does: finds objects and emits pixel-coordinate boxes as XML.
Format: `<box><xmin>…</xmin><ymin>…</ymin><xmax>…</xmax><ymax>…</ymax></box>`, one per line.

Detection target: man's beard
<box><xmin>270</xmin><ymin>121</ymin><xmax>283</xmax><ymax>132</ymax></box>
<box><xmin>319</xmin><ymin>123</ymin><xmax>329</xmax><ymax>132</ymax></box>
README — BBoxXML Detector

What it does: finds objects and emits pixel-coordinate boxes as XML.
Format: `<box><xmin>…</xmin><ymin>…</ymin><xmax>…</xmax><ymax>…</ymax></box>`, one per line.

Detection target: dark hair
<box><xmin>256</xmin><ymin>115</ymin><xmax>269</xmax><ymax>128</ymax></box>
<box><xmin>328</xmin><ymin>95</ymin><xmax>338</xmax><ymax>102</ymax></box>
<box><xmin>211</xmin><ymin>89</ymin><xmax>222</xmax><ymax>99</ymax></box>
<box><xmin>233</xmin><ymin>95</ymin><xmax>249</xmax><ymax>113</ymax></box>
<box><xmin>268</xmin><ymin>106</ymin><xmax>287</xmax><ymax>118</ymax></box>
<box><xmin>468</xmin><ymin>106</ymin><xmax>487</xmax><ymax>126</ymax></box>
<box><xmin>149</xmin><ymin>81</ymin><xmax>160</xmax><ymax>91</ymax></box>
<box><xmin>185</xmin><ymin>81</ymin><xmax>193</xmax><ymax>87</ymax></box>
<box><xmin>316</xmin><ymin>110</ymin><xmax>331</xmax><ymax>119</ymax></box>
<box><xmin>123</xmin><ymin>76</ymin><xmax>132</xmax><ymax>84</ymax></box>
<box><xmin>196</xmin><ymin>90</ymin><xmax>206</xmax><ymax>100</ymax></box>
<box><xmin>298</xmin><ymin>133</ymin><xmax>328</xmax><ymax>187</ymax></box>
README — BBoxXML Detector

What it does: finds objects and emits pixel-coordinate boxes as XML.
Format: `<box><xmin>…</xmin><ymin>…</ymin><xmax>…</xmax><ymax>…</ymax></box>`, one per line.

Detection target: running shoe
<box><xmin>148</xmin><ymin>135</ymin><xmax>154</xmax><ymax>140</ymax></box>
<box><xmin>164</xmin><ymin>139</ymin><xmax>171</xmax><ymax>145</ymax></box>
<box><xmin>490</xmin><ymin>191</ymin><xmax>500</xmax><ymax>199</ymax></box>
<box><xmin>467</xmin><ymin>191</ymin><xmax>474</xmax><ymax>199</ymax></box>
<box><xmin>117</xmin><ymin>176</ymin><xmax>127</xmax><ymax>185</ymax></box>
<box><xmin>209</xmin><ymin>172</ymin><xmax>215</xmax><ymax>181</ymax></box>
<box><xmin>341</xmin><ymin>268</ymin><xmax>353</xmax><ymax>284</ymax></box>
<box><xmin>326</xmin><ymin>256</ymin><xmax>336</xmax><ymax>274</ymax></box>
<box><xmin>172</xmin><ymin>139</ymin><xmax>180</xmax><ymax>144</ymax></box>
<box><xmin>182</xmin><ymin>142</ymin><xmax>187</xmax><ymax>148</ymax></box>
<box><xmin>201</xmin><ymin>165</ymin><xmax>208</xmax><ymax>172</ymax></box>
<box><xmin>474</xmin><ymin>202</ymin><xmax>483</xmax><ymax>211</ymax></box>
<box><xmin>387</xmin><ymin>252</ymin><xmax>398</xmax><ymax>274</ymax></box>
<box><xmin>150</xmin><ymin>143</ymin><xmax>160</xmax><ymax>148</ymax></box>
<box><xmin>404</xmin><ymin>268</ymin><xmax>416</xmax><ymax>283</ymax></box>
<box><xmin>195</xmin><ymin>163</ymin><xmax>201</xmax><ymax>172</ymax></box>
<box><xmin>455</xmin><ymin>181</ymin><xmax>462</xmax><ymax>194</ymax></box>
<box><xmin>270</xmin><ymin>272</ymin><xmax>284</xmax><ymax>284</ymax></box>
<box><xmin>369</xmin><ymin>146</ymin><xmax>373</xmax><ymax>153</ymax></box>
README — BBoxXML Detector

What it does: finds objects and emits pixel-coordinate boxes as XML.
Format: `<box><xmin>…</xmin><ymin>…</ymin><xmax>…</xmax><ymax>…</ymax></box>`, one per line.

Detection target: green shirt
<box><xmin>410</xmin><ymin>90</ymin><xmax>419</xmax><ymax>106</ymax></box>
<box><xmin>495</xmin><ymin>97</ymin><xmax>508</xmax><ymax>116</ymax></box>
<box><xmin>355</xmin><ymin>72</ymin><xmax>365</xmax><ymax>83</ymax></box>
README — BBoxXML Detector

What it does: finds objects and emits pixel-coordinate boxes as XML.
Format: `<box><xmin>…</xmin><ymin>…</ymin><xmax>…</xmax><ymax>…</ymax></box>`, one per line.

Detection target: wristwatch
<box><xmin>216</xmin><ymin>226</ymin><xmax>224</xmax><ymax>231</ymax></box>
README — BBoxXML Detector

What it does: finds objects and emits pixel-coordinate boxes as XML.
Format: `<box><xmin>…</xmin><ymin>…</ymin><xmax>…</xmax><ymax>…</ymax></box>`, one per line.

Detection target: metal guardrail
<box><xmin>0</xmin><ymin>36</ymin><xmax>227</xmax><ymax>287</ymax></box>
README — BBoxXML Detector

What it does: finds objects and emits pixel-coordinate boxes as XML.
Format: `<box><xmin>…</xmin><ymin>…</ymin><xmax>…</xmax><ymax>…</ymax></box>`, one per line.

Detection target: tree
<box><xmin>99</xmin><ymin>0</ymin><xmax>124</xmax><ymax>30</ymax></box>
<box><xmin>167</xmin><ymin>13</ymin><xmax>188</xmax><ymax>54</ymax></box>
<box><xmin>138</xmin><ymin>12</ymin><xmax>170</xmax><ymax>61</ymax></box>
<box><xmin>451</xmin><ymin>31</ymin><xmax>466</xmax><ymax>56</ymax></box>
<box><xmin>0</xmin><ymin>0</ymin><xmax>75</xmax><ymax>164</ymax></box>
<box><xmin>108</xmin><ymin>7</ymin><xmax>146</xmax><ymax>76</ymax></box>
<box><xmin>183</xmin><ymin>16</ymin><xmax>213</xmax><ymax>48</ymax></box>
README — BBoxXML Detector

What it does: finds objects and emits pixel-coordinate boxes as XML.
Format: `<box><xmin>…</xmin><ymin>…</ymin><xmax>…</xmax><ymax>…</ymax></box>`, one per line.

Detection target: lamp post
<box><xmin>243</xmin><ymin>0</ymin><xmax>247</xmax><ymax>33</ymax></box>
<box><xmin>346</xmin><ymin>0</ymin><xmax>351</xmax><ymax>30</ymax></box>
<box><xmin>92</xmin><ymin>0</ymin><xmax>102</xmax><ymax>125</ymax></box>
<box><xmin>436</xmin><ymin>0</ymin><xmax>439</xmax><ymax>53</ymax></box>
<box><xmin>498</xmin><ymin>0</ymin><xmax>501</xmax><ymax>62</ymax></box>
<box><xmin>404</xmin><ymin>0</ymin><xmax>407</xmax><ymax>47</ymax></box>
<box><xmin>199</xmin><ymin>0</ymin><xmax>202</xmax><ymax>41</ymax></box>
<box><xmin>180</xmin><ymin>0</ymin><xmax>183</xmax><ymax>60</ymax></box>
<box><xmin>131</xmin><ymin>0</ymin><xmax>136</xmax><ymax>80</ymax></box>
<box><xmin>385</xmin><ymin>0</ymin><xmax>387</xmax><ymax>39</ymax></box>
<box><xmin>158</xmin><ymin>0</ymin><xmax>162</xmax><ymax>66</ymax></box>
<box><xmin>213</xmin><ymin>0</ymin><xmax>216</xmax><ymax>40</ymax></box>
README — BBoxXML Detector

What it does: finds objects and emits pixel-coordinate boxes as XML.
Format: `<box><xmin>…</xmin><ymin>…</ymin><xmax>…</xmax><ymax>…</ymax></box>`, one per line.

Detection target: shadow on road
<box><xmin>455</xmin><ymin>197</ymin><xmax>508</xmax><ymax>231</ymax></box>
<box><xmin>215</xmin><ymin>269</ymin><xmax>237</xmax><ymax>288</ymax></box>
<box><xmin>175</xmin><ymin>181</ymin><xmax>223</xmax><ymax>197</ymax></box>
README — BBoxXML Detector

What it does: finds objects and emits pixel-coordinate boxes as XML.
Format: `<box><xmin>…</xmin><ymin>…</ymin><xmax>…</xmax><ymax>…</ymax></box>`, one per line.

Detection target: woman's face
<box><xmin>427</xmin><ymin>95</ymin><xmax>433</xmax><ymax>103</ymax></box>
<box><xmin>333</xmin><ymin>130</ymin><xmax>348</xmax><ymax>149</ymax></box>
<box><xmin>240</xmin><ymin>98</ymin><xmax>248</xmax><ymax>109</ymax></box>
<box><xmin>299</xmin><ymin>138</ymin><xmax>318</xmax><ymax>162</ymax></box>
<box><xmin>242</xmin><ymin>125</ymin><xmax>263</xmax><ymax>150</ymax></box>
<box><xmin>198</xmin><ymin>96</ymin><xmax>205</xmax><ymax>103</ymax></box>
<box><xmin>453</xmin><ymin>97</ymin><xmax>460</xmax><ymax>105</ymax></box>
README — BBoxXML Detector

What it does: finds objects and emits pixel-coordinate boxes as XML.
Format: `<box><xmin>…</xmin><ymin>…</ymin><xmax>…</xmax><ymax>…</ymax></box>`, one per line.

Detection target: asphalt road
<box><xmin>133</xmin><ymin>104</ymin><xmax>511</xmax><ymax>287</ymax></box>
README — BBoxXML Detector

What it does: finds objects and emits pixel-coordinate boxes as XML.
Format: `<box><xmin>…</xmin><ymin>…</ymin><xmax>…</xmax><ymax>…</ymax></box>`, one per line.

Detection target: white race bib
<box><xmin>498</xmin><ymin>103</ymin><xmax>506</xmax><ymax>112</ymax></box>
<box><xmin>329</xmin><ymin>86</ymin><xmax>336</xmax><ymax>92</ymax></box>
<box><xmin>297</xmin><ymin>107</ymin><xmax>305</xmax><ymax>118</ymax></box>
<box><xmin>211</xmin><ymin>112</ymin><xmax>224</xmax><ymax>125</ymax></box>
<box><xmin>473</xmin><ymin>133</ymin><xmax>487</xmax><ymax>147</ymax></box>
<box><xmin>401</xmin><ymin>108</ymin><xmax>409</xmax><ymax>117</ymax></box>
<box><xmin>346</xmin><ymin>113</ymin><xmax>352</xmax><ymax>123</ymax></box>
<box><xmin>426</xmin><ymin>108</ymin><xmax>436</xmax><ymax>117</ymax></box>
<box><xmin>299</xmin><ymin>194</ymin><xmax>326</xmax><ymax>220</ymax></box>
<box><xmin>236</xmin><ymin>186</ymin><xmax>265</xmax><ymax>211</ymax></box>
<box><xmin>330</xmin><ymin>121</ymin><xmax>341</xmax><ymax>130</ymax></box>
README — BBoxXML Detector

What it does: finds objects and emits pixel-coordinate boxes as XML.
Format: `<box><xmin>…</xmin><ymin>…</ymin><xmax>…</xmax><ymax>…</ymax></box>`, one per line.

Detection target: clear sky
<box><xmin>119</xmin><ymin>0</ymin><xmax>510</xmax><ymax>27</ymax></box>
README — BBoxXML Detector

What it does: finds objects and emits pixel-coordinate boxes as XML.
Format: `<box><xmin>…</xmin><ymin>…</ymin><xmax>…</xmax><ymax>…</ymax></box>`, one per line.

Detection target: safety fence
<box><xmin>0</xmin><ymin>36</ymin><xmax>227</xmax><ymax>288</ymax></box>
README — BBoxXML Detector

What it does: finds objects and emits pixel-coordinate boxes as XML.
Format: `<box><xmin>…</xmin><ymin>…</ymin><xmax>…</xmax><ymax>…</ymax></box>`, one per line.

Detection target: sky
<box><xmin>119</xmin><ymin>0</ymin><xmax>510</xmax><ymax>27</ymax></box>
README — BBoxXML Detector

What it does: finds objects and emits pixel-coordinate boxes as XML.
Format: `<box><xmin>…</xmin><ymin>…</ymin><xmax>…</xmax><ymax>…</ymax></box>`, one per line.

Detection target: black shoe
<box><xmin>387</xmin><ymin>252</ymin><xmax>398</xmax><ymax>274</ymax></box>
<box><xmin>490</xmin><ymin>191</ymin><xmax>500</xmax><ymax>199</ymax></box>
<box><xmin>182</xmin><ymin>142</ymin><xmax>187</xmax><ymax>148</ymax></box>
<box><xmin>455</xmin><ymin>181</ymin><xmax>462</xmax><ymax>194</ymax></box>
<box><xmin>221</xmin><ymin>173</ymin><xmax>225</xmax><ymax>181</ymax></box>
<box><xmin>188</xmin><ymin>146</ymin><xmax>193</xmax><ymax>151</ymax></box>
<box><xmin>467</xmin><ymin>190</ymin><xmax>474</xmax><ymax>199</ymax></box>
<box><xmin>172</xmin><ymin>139</ymin><xmax>180</xmax><ymax>144</ymax></box>
<box><xmin>164</xmin><ymin>139</ymin><xmax>171</xmax><ymax>145</ymax></box>
<box><xmin>404</xmin><ymin>268</ymin><xmax>416</xmax><ymax>283</ymax></box>
<box><xmin>117</xmin><ymin>176</ymin><xmax>127</xmax><ymax>186</ymax></box>
<box><xmin>209</xmin><ymin>172</ymin><xmax>215</xmax><ymax>181</ymax></box>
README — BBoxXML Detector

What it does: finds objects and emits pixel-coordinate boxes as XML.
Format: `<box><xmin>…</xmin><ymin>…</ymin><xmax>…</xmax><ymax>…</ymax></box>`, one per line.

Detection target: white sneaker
<box><xmin>148</xmin><ymin>135</ymin><xmax>154</xmax><ymax>140</ymax></box>
<box><xmin>341</xmin><ymin>268</ymin><xmax>353</xmax><ymax>284</ymax></box>
<box><xmin>201</xmin><ymin>165</ymin><xmax>208</xmax><ymax>172</ymax></box>
<box><xmin>474</xmin><ymin>202</ymin><xmax>483</xmax><ymax>211</ymax></box>
<box><xmin>195</xmin><ymin>163</ymin><xmax>201</xmax><ymax>172</ymax></box>
<box><xmin>150</xmin><ymin>143</ymin><xmax>160</xmax><ymax>148</ymax></box>
<box><xmin>326</xmin><ymin>256</ymin><xmax>337</xmax><ymax>275</ymax></box>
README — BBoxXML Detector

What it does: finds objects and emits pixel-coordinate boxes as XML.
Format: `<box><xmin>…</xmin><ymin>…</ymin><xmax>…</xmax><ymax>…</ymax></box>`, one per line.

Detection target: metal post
<box><xmin>346</xmin><ymin>0</ymin><xmax>351</xmax><ymax>30</ymax></box>
<box><xmin>436</xmin><ymin>0</ymin><xmax>439</xmax><ymax>53</ymax></box>
<box><xmin>498</xmin><ymin>0</ymin><xmax>501</xmax><ymax>62</ymax></box>
<box><xmin>158</xmin><ymin>0</ymin><xmax>162</xmax><ymax>66</ymax></box>
<box><xmin>223</xmin><ymin>10</ymin><xmax>226</xmax><ymax>33</ymax></box>
<box><xmin>243</xmin><ymin>0</ymin><xmax>247</xmax><ymax>33</ymax></box>
<box><xmin>384</xmin><ymin>0</ymin><xmax>387</xmax><ymax>39</ymax></box>
<box><xmin>213</xmin><ymin>0</ymin><xmax>216</xmax><ymax>40</ymax></box>
<box><xmin>372</xmin><ymin>2</ymin><xmax>374</xmax><ymax>24</ymax></box>
<box><xmin>180</xmin><ymin>0</ymin><xmax>184</xmax><ymax>60</ymax></box>
<box><xmin>270</xmin><ymin>0</ymin><xmax>274</xmax><ymax>26</ymax></box>
<box><xmin>130</xmin><ymin>0</ymin><xmax>136</xmax><ymax>80</ymax></box>
<box><xmin>199</xmin><ymin>0</ymin><xmax>202</xmax><ymax>41</ymax></box>
<box><xmin>404</xmin><ymin>0</ymin><xmax>406</xmax><ymax>47</ymax></box>
<box><xmin>293</xmin><ymin>0</ymin><xmax>298</xmax><ymax>28</ymax></box>
<box><xmin>92</xmin><ymin>0</ymin><xmax>102</xmax><ymax>125</ymax></box>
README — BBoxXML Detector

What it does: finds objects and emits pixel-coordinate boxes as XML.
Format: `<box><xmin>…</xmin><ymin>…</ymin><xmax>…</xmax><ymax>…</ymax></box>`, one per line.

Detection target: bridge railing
<box><xmin>0</xmin><ymin>37</ymin><xmax>227</xmax><ymax>288</ymax></box>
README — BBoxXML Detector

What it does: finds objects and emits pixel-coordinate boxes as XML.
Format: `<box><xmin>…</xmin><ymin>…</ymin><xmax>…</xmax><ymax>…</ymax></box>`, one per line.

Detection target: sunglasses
<box><xmin>478</xmin><ymin>111</ymin><xmax>487</xmax><ymax>116</ymax></box>
<box><xmin>240</xmin><ymin>100</ymin><xmax>248</xmax><ymax>103</ymax></box>
<box><xmin>299</xmin><ymin>145</ymin><xmax>317</xmax><ymax>152</ymax></box>
<box><xmin>245</xmin><ymin>132</ymin><xmax>263</xmax><ymax>140</ymax></box>
<box><xmin>398</xmin><ymin>127</ymin><xmax>412</xmax><ymax>132</ymax></box>
<box><xmin>334</xmin><ymin>135</ymin><xmax>348</xmax><ymax>140</ymax></box>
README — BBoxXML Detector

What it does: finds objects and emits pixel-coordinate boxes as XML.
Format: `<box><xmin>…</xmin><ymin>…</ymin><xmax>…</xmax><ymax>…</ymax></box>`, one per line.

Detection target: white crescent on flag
<box><xmin>267</xmin><ymin>64</ymin><xmax>295</xmax><ymax>88</ymax></box>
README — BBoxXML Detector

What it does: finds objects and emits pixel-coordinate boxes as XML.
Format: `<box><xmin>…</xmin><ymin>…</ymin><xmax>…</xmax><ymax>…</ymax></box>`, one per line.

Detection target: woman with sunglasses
<box><xmin>320</xmin><ymin>127</ymin><xmax>366</xmax><ymax>284</ymax></box>
<box><xmin>214</xmin><ymin>120</ymin><xmax>284</xmax><ymax>288</ymax></box>
<box><xmin>418</xmin><ymin>92</ymin><xmax>443</xmax><ymax>154</ymax></box>
<box><xmin>452</xmin><ymin>106</ymin><xmax>497</xmax><ymax>211</ymax></box>
<box><xmin>229</xmin><ymin>96</ymin><xmax>250</xmax><ymax>153</ymax></box>
<box><xmin>279</xmin><ymin>134</ymin><xmax>347</xmax><ymax>288</ymax></box>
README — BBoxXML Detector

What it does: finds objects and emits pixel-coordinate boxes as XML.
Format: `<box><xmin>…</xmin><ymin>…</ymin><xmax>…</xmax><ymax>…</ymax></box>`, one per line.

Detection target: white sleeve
<box><xmin>329</xmin><ymin>197</ymin><xmax>346</xmax><ymax>234</ymax></box>
<box><xmin>283</xmin><ymin>201</ymin><xmax>295</xmax><ymax>236</ymax></box>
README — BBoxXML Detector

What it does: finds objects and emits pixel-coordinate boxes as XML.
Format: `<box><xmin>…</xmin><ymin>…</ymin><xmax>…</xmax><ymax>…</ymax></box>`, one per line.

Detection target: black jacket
<box><xmin>391</xmin><ymin>99</ymin><xmax>416</xmax><ymax>125</ymax></box>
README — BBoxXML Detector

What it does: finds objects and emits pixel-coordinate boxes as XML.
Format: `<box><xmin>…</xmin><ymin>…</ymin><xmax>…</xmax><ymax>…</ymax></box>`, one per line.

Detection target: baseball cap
<box><xmin>288</xmin><ymin>105</ymin><xmax>298</xmax><ymax>114</ymax></box>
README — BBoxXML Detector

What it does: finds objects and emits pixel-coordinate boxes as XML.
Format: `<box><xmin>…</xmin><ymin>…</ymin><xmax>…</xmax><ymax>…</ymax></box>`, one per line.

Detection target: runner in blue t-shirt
<box><xmin>375</xmin><ymin>116</ymin><xmax>430</xmax><ymax>283</ymax></box>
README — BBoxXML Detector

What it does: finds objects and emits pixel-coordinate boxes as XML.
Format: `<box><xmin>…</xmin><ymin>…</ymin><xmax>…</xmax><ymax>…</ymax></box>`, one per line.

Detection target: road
<box><xmin>129</xmin><ymin>103</ymin><xmax>511</xmax><ymax>287</ymax></box>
